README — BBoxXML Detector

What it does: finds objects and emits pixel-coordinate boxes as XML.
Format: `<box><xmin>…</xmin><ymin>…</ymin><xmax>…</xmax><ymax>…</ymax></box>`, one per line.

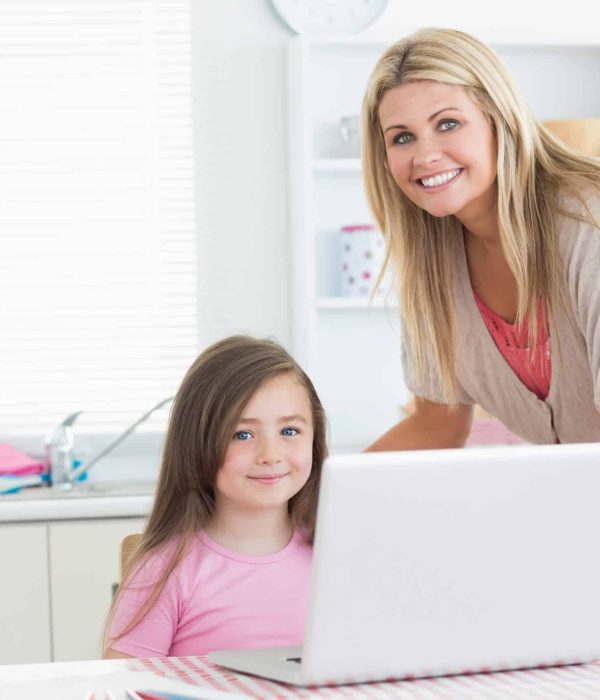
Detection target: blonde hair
<box><xmin>362</xmin><ymin>27</ymin><xmax>600</xmax><ymax>403</ymax></box>
<box><xmin>104</xmin><ymin>335</ymin><xmax>328</xmax><ymax>653</ymax></box>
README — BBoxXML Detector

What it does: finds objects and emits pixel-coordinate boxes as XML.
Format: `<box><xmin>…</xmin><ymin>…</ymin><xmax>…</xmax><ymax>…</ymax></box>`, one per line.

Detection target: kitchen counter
<box><xmin>0</xmin><ymin>480</ymin><xmax>155</xmax><ymax>522</ymax></box>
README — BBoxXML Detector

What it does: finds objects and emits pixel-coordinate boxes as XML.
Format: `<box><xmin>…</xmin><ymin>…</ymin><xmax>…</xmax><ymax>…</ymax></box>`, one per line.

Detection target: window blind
<box><xmin>0</xmin><ymin>0</ymin><xmax>197</xmax><ymax>434</ymax></box>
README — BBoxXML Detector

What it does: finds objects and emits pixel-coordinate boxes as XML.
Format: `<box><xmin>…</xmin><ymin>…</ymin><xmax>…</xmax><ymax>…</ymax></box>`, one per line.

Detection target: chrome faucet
<box><xmin>46</xmin><ymin>397</ymin><xmax>174</xmax><ymax>487</ymax></box>
<box><xmin>45</xmin><ymin>411</ymin><xmax>83</xmax><ymax>489</ymax></box>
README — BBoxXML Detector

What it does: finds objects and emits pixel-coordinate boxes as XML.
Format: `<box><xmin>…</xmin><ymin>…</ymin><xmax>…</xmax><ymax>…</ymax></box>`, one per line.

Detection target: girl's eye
<box><xmin>281</xmin><ymin>427</ymin><xmax>299</xmax><ymax>437</ymax></box>
<box><xmin>234</xmin><ymin>430</ymin><xmax>253</xmax><ymax>441</ymax></box>
<box><xmin>439</xmin><ymin>119</ymin><xmax>458</xmax><ymax>132</ymax></box>
<box><xmin>392</xmin><ymin>131</ymin><xmax>414</xmax><ymax>145</ymax></box>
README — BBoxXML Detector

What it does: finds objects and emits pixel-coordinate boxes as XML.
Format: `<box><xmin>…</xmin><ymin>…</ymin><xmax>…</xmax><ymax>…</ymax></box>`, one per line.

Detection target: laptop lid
<box><xmin>300</xmin><ymin>443</ymin><xmax>600</xmax><ymax>685</ymax></box>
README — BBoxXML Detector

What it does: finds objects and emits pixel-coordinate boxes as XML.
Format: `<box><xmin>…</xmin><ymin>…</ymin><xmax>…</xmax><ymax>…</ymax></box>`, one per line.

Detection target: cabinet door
<box><xmin>0</xmin><ymin>523</ymin><xmax>51</xmax><ymax>663</ymax></box>
<box><xmin>49</xmin><ymin>517</ymin><xmax>145</xmax><ymax>661</ymax></box>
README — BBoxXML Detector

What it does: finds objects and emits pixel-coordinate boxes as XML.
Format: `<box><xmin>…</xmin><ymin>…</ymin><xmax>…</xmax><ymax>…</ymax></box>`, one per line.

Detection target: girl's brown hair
<box><xmin>104</xmin><ymin>335</ymin><xmax>328</xmax><ymax>653</ymax></box>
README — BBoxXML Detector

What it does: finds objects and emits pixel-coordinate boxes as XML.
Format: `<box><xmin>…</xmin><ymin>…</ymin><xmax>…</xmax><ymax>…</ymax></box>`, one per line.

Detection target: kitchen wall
<box><xmin>191</xmin><ymin>2</ymin><xmax>291</xmax><ymax>349</ymax></box>
<box><xmin>190</xmin><ymin>1</ymin><xmax>599</xmax><ymax>352</ymax></box>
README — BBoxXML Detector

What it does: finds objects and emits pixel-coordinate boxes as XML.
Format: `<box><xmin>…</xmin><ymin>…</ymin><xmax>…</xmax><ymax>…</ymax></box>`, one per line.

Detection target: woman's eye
<box><xmin>281</xmin><ymin>427</ymin><xmax>299</xmax><ymax>437</ymax></box>
<box><xmin>439</xmin><ymin>119</ymin><xmax>458</xmax><ymax>132</ymax></box>
<box><xmin>392</xmin><ymin>131</ymin><xmax>414</xmax><ymax>145</ymax></box>
<box><xmin>234</xmin><ymin>430</ymin><xmax>253</xmax><ymax>441</ymax></box>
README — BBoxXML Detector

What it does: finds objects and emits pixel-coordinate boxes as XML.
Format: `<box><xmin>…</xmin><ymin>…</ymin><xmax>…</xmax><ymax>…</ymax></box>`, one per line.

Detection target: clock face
<box><xmin>270</xmin><ymin>0</ymin><xmax>389</xmax><ymax>36</ymax></box>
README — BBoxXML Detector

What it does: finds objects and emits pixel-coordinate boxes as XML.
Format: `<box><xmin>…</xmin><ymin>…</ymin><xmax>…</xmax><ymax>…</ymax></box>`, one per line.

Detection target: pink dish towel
<box><xmin>0</xmin><ymin>444</ymin><xmax>45</xmax><ymax>476</ymax></box>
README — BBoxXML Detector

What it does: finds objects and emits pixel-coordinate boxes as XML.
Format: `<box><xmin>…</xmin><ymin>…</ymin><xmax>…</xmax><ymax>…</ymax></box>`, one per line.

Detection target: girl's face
<box><xmin>215</xmin><ymin>373</ymin><xmax>314</xmax><ymax>516</ymax></box>
<box><xmin>378</xmin><ymin>80</ymin><xmax>497</xmax><ymax>227</ymax></box>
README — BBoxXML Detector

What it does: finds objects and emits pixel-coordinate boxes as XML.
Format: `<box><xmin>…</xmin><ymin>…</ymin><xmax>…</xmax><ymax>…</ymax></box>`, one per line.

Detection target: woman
<box><xmin>362</xmin><ymin>28</ymin><xmax>600</xmax><ymax>449</ymax></box>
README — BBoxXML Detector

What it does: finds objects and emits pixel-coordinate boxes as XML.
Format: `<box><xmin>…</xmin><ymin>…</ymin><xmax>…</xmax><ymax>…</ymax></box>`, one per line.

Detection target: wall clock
<box><xmin>270</xmin><ymin>0</ymin><xmax>389</xmax><ymax>36</ymax></box>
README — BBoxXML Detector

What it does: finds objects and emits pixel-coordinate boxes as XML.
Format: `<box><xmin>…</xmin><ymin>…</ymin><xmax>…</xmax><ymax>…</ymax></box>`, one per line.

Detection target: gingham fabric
<box><xmin>131</xmin><ymin>655</ymin><xmax>600</xmax><ymax>699</ymax></box>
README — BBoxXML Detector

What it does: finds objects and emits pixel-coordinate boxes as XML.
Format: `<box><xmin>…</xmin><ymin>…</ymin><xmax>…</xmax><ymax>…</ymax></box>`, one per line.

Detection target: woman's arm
<box><xmin>365</xmin><ymin>396</ymin><xmax>473</xmax><ymax>452</ymax></box>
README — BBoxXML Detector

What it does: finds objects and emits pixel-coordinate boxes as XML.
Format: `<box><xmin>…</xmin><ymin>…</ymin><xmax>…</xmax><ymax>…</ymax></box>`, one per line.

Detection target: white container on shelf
<box><xmin>339</xmin><ymin>224</ymin><xmax>385</xmax><ymax>297</ymax></box>
<box><xmin>337</xmin><ymin>115</ymin><xmax>361</xmax><ymax>158</ymax></box>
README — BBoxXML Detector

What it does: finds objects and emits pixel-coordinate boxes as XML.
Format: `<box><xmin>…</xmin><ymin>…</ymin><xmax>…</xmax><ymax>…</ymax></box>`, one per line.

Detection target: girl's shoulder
<box><xmin>124</xmin><ymin>533</ymin><xmax>212</xmax><ymax>588</ymax></box>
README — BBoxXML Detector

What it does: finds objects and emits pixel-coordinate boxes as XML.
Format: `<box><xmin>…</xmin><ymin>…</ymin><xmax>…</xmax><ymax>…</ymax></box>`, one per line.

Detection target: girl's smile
<box><xmin>247</xmin><ymin>472</ymin><xmax>291</xmax><ymax>484</ymax></box>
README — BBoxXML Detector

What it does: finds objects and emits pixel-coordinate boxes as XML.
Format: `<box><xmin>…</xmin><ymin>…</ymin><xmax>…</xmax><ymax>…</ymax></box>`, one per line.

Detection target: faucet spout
<box><xmin>45</xmin><ymin>411</ymin><xmax>83</xmax><ymax>488</ymax></box>
<box><xmin>66</xmin><ymin>397</ymin><xmax>174</xmax><ymax>483</ymax></box>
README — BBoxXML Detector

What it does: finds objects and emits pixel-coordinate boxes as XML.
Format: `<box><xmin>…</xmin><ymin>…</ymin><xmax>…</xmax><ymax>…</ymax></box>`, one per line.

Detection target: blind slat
<box><xmin>0</xmin><ymin>0</ymin><xmax>197</xmax><ymax>434</ymax></box>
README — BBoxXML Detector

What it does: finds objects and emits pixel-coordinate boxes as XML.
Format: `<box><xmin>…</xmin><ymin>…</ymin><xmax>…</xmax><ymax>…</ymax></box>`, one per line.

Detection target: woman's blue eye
<box><xmin>393</xmin><ymin>132</ymin><xmax>414</xmax><ymax>145</ymax></box>
<box><xmin>281</xmin><ymin>427</ymin><xmax>299</xmax><ymax>437</ymax></box>
<box><xmin>234</xmin><ymin>430</ymin><xmax>252</xmax><ymax>441</ymax></box>
<box><xmin>439</xmin><ymin>119</ymin><xmax>458</xmax><ymax>131</ymax></box>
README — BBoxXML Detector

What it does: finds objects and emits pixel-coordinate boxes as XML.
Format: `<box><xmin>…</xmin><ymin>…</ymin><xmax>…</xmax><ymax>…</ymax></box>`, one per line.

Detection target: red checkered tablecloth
<box><xmin>131</xmin><ymin>656</ymin><xmax>600</xmax><ymax>699</ymax></box>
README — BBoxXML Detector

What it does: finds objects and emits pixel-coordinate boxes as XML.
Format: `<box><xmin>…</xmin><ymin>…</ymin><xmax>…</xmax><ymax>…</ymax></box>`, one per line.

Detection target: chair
<box><xmin>542</xmin><ymin>117</ymin><xmax>600</xmax><ymax>157</ymax></box>
<box><xmin>119</xmin><ymin>533</ymin><xmax>142</xmax><ymax>581</ymax></box>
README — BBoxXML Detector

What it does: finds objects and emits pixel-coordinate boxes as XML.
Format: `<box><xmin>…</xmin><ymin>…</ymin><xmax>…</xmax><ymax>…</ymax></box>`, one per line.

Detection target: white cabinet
<box><xmin>286</xmin><ymin>37</ymin><xmax>600</xmax><ymax>451</ymax></box>
<box><xmin>0</xmin><ymin>515</ymin><xmax>147</xmax><ymax>663</ymax></box>
<box><xmin>49</xmin><ymin>517</ymin><xmax>146</xmax><ymax>661</ymax></box>
<box><xmin>0</xmin><ymin>523</ymin><xmax>51</xmax><ymax>664</ymax></box>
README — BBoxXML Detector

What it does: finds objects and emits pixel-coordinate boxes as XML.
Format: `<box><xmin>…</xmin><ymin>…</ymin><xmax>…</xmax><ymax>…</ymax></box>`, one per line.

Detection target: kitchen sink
<box><xmin>3</xmin><ymin>480</ymin><xmax>156</xmax><ymax>501</ymax></box>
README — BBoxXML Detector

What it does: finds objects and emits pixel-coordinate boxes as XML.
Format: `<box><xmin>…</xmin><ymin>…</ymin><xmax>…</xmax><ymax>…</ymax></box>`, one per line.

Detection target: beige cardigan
<box><xmin>402</xmin><ymin>195</ymin><xmax>600</xmax><ymax>444</ymax></box>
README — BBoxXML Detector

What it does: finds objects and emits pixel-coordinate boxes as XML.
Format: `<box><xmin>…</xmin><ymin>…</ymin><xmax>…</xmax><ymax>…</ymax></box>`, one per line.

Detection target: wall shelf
<box><xmin>287</xmin><ymin>37</ymin><xmax>408</xmax><ymax>449</ymax></box>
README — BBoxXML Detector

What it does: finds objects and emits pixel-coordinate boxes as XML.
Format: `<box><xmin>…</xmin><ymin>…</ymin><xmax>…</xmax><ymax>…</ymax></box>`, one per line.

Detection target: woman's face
<box><xmin>378</xmin><ymin>81</ymin><xmax>497</xmax><ymax>227</ymax></box>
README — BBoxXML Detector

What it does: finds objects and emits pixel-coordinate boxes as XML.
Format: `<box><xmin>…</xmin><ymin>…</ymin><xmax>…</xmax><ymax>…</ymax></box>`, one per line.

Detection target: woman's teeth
<box><xmin>419</xmin><ymin>169</ymin><xmax>461</xmax><ymax>188</ymax></box>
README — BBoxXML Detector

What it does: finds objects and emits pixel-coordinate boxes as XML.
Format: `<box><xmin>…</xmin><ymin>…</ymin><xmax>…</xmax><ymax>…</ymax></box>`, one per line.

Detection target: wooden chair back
<box><xmin>120</xmin><ymin>533</ymin><xmax>142</xmax><ymax>581</ymax></box>
<box><xmin>543</xmin><ymin>117</ymin><xmax>600</xmax><ymax>157</ymax></box>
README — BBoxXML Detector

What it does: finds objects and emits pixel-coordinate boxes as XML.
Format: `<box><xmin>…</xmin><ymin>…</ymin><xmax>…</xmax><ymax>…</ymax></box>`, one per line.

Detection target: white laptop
<box><xmin>209</xmin><ymin>443</ymin><xmax>600</xmax><ymax>686</ymax></box>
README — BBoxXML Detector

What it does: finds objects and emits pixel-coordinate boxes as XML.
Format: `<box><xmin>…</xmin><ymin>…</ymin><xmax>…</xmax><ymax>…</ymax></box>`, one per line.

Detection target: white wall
<box><xmin>191</xmin><ymin>1</ymin><xmax>292</xmax><ymax>349</ymax></box>
<box><xmin>362</xmin><ymin>0</ymin><xmax>600</xmax><ymax>43</ymax></box>
<box><xmin>190</xmin><ymin>0</ymin><xmax>599</xmax><ymax>353</ymax></box>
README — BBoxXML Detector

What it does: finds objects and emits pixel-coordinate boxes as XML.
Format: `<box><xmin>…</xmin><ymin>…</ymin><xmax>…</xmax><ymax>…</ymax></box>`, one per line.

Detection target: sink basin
<box><xmin>3</xmin><ymin>480</ymin><xmax>156</xmax><ymax>501</ymax></box>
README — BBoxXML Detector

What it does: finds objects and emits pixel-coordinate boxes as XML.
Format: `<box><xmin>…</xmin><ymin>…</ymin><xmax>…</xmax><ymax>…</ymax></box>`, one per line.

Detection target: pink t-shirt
<box><xmin>109</xmin><ymin>530</ymin><xmax>312</xmax><ymax>658</ymax></box>
<box><xmin>473</xmin><ymin>290</ymin><xmax>551</xmax><ymax>400</ymax></box>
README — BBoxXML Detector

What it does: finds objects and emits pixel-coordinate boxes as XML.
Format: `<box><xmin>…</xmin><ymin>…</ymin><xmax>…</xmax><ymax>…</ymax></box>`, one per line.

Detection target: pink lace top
<box><xmin>473</xmin><ymin>291</ymin><xmax>551</xmax><ymax>401</ymax></box>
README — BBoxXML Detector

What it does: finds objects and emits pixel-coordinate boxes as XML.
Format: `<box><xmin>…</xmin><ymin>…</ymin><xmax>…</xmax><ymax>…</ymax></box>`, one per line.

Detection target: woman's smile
<box><xmin>416</xmin><ymin>168</ymin><xmax>463</xmax><ymax>190</ymax></box>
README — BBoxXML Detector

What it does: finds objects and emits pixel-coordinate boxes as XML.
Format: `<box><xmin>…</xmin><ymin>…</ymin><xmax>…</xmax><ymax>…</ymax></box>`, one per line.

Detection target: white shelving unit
<box><xmin>312</xmin><ymin>158</ymin><xmax>361</xmax><ymax>173</ymax></box>
<box><xmin>286</xmin><ymin>36</ymin><xmax>600</xmax><ymax>451</ymax></box>
<box><xmin>286</xmin><ymin>38</ymin><xmax>408</xmax><ymax>451</ymax></box>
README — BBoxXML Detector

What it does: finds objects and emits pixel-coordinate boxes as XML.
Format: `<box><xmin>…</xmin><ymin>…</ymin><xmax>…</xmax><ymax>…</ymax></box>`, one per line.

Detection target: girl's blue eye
<box><xmin>281</xmin><ymin>427</ymin><xmax>299</xmax><ymax>437</ymax></box>
<box><xmin>393</xmin><ymin>132</ymin><xmax>414</xmax><ymax>145</ymax></box>
<box><xmin>234</xmin><ymin>430</ymin><xmax>252</xmax><ymax>441</ymax></box>
<box><xmin>439</xmin><ymin>119</ymin><xmax>458</xmax><ymax>131</ymax></box>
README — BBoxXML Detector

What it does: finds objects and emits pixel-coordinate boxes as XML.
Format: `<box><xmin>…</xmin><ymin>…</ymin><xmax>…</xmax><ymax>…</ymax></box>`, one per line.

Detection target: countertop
<box><xmin>0</xmin><ymin>480</ymin><xmax>155</xmax><ymax>523</ymax></box>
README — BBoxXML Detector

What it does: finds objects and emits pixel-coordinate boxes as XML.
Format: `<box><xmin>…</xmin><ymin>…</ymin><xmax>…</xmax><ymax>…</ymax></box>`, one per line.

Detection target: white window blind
<box><xmin>0</xmin><ymin>0</ymin><xmax>197</xmax><ymax>435</ymax></box>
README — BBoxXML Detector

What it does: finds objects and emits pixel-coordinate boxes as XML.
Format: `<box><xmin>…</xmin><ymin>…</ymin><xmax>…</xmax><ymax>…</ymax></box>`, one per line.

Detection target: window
<box><xmin>0</xmin><ymin>0</ymin><xmax>197</xmax><ymax>435</ymax></box>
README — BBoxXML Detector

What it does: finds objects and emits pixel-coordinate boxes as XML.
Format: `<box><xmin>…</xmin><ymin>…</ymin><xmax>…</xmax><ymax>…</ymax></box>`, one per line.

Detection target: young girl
<box><xmin>104</xmin><ymin>335</ymin><xmax>328</xmax><ymax>658</ymax></box>
<box><xmin>362</xmin><ymin>27</ymin><xmax>600</xmax><ymax>450</ymax></box>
